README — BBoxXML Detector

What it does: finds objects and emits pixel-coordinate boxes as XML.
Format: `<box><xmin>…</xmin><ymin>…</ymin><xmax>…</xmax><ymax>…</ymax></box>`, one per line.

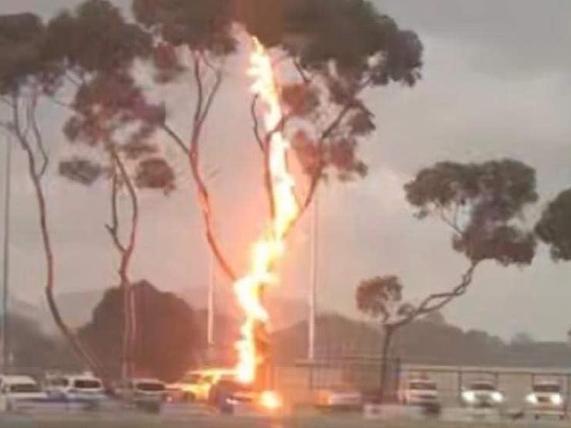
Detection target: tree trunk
<box><xmin>379</xmin><ymin>325</ymin><xmax>394</xmax><ymax>404</ymax></box>
<box><xmin>22</xmin><ymin>146</ymin><xmax>99</xmax><ymax>372</ymax></box>
<box><xmin>108</xmin><ymin>150</ymin><xmax>139</xmax><ymax>381</ymax></box>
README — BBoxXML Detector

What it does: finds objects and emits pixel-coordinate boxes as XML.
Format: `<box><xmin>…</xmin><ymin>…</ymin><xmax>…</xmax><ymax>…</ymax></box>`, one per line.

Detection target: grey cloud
<box><xmin>377</xmin><ymin>0</ymin><xmax>571</xmax><ymax>78</ymax></box>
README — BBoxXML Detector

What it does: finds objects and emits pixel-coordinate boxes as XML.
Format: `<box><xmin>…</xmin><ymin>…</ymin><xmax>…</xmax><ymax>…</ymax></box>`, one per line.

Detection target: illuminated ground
<box><xmin>0</xmin><ymin>414</ymin><xmax>567</xmax><ymax>428</ymax></box>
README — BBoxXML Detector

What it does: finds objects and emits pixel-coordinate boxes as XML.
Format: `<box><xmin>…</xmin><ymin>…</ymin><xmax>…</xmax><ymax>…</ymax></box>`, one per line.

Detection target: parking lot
<box><xmin>1</xmin><ymin>401</ymin><xmax>571</xmax><ymax>428</ymax></box>
<box><xmin>0</xmin><ymin>413</ymin><xmax>570</xmax><ymax>428</ymax></box>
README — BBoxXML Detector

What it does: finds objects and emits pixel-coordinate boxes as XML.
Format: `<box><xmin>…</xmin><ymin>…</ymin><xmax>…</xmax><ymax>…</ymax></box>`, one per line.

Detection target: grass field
<box><xmin>0</xmin><ymin>414</ymin><xmax>567</xmax><ymax>428</ymax></box>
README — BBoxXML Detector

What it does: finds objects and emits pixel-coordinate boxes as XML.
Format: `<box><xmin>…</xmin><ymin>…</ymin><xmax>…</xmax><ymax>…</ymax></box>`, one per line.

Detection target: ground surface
<box><xmin>0</xmin><ymin>414</ymin><xmax>568</xmax><ymax>428</ymax></box>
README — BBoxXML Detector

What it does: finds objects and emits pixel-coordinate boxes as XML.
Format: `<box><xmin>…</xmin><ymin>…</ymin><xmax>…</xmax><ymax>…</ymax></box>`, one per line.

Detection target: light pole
<box><xmin>207</xmin><ymin>247</ymin><xmax>215</xmax><ymax>349</ymax></box>
<box><xmin>308</xmin><ymin>190</ymin><xmax>319</xmax><ymax>361</ymax></box>
<box><xmin>2</xmin><ymin>136</ymin><xmax>12</xmax><ymax>371</ymax></box>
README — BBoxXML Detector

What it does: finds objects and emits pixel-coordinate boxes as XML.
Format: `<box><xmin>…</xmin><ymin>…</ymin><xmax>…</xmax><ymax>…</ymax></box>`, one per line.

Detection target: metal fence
<box><xmin>274</xmin><ymin>357</ymin><xmax>401</xmax><ymax>404</ymax></box>
<box><xmin>273</xmin><ymin>359</ymin><xmax>571</xmax><ymax>408</ymax></box>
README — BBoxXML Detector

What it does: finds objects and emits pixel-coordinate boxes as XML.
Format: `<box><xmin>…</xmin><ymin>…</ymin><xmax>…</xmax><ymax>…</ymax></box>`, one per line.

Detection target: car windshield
<box><xmin>533</xmin><ymin>384</ymin><xmax>560</xmax><ymax>393</ymax></box>
<box><xmin>74</xmin><ymin>380</ymin><xmax>102</xmax><ymax>389</ymax></box>
<box><xmin>136</xmin><ymin>382</ymin><xmax>165</xmax><ymax>392</ymax></box>
<box><xmin>470</xmin><ymin>383</ymin><xmax>496</xmax><ymax>391</ymax></box>
<box><xmin>409</xmin><ymin>382</ymin><xmax>436</xmax><ymax>390</ymax></box>
<box><xmin>10</xmin><ymin>383</ymin><xmax>40</xmax><ymax>393</ymax></box>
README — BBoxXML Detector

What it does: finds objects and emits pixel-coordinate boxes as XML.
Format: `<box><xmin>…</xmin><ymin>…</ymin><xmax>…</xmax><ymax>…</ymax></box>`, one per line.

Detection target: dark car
<box><xmin>208</xmin><ymin>379</ymin><xmax>256</xmax><ymax>414</ymax></box>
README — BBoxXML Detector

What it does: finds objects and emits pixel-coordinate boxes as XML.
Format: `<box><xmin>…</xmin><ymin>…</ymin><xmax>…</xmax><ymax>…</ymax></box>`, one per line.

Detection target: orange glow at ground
<box><xmin>233</xmin><ymin>37</ymin><xmax>299</xmax><ymax>385</ymax></box>
<box><xmin>258</xmin><ymin>390</ymin><xmax>284</xmax><ymax>411</ymax></box>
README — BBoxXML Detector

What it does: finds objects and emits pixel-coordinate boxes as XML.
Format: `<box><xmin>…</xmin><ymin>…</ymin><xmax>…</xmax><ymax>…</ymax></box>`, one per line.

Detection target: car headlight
<box><xmin>462</xmin><ymin>391</ymin><xmax>476</xmax><ymax>402</ymax></box>
<box><xmin>526</xmin><ymin>394</ymin><xmax>538</xmax><ymax>404</ymax></box>
<box><xmin>491</xmin><ymin>392</ymin><xmax>503</xmax><ymax>402</ymax></box>
<box><xmin>551</xmin><ymin>394</ymin><xmax>563</xmax><ymax>406</ymax></box>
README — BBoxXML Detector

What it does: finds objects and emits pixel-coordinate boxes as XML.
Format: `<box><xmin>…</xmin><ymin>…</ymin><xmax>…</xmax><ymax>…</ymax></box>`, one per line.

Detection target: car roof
<box><xmin>408</xmin><ymin>378</ymin><xmax>435</xmax><ymax>383</ymax></box>
<box><xmin>132</xmin><ymin>378</ymin><xmax>164</xmax><ymax>384</ymax></box>
<box><xmin>1</xmin><ymin>375</ymin><xmax>36</xmax><ymax>384</ymax></box>
<box><xmin>50</xmin><ymin>374</ymin><xmax>102</xmax><ymax>381</ymax></box>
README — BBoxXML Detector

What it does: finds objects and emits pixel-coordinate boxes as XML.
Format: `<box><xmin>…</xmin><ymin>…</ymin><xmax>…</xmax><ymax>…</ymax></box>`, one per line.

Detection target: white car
<box><xmin>0</xmin><ymin>375</ymin><xmax>47</xmax><ymax>410</ymax></box>
<box><xmin>316</xmin><ymin>387</ymin><xmax>362</xmax><ymax>411</ymax></box>
<box><xmin>45</xmin><ymin>374</ymin><xmax>105</xmax><ymax>402</ymax></box>
<box><xmin>461</xmin><ymin>381</ymin><xmax>504</xmax><ymax>408</ymax></box>
<box><xmin>525</xmin><ymin>381</ymin><xmax>566</xmax><ymax>420</ymax></box>
<box><xmin>115</xmin><ymin>378</ymin><xmax>166</xmax><ymax>412</ymax></box>
<box><xmin>399</xmin><ymin>378</ymin><xmax>439</xmax><ymax>406</ymax></box>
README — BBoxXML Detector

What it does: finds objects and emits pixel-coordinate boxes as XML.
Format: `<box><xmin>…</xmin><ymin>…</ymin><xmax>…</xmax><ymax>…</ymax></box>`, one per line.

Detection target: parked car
<box><xmin>168</xmin><ymin>368</ymin><xmax>234</xmax><ymax>402</ymax></box>
<box><xmin>0</xmin><ymin>375</ymin><xmax>47</xmax><ymax>411</ymax></box>
<box><xmin>208</xmin><ymin>378</ymin><xmax>256</xmax><ymax>413</ymax></box>
<box><xmin>399</xmin><ymin>378</ymin><xmax>440</xmax><ymax>407</ymax></box>
<box><xmin>461</xmin><ymin>381</ymin><xmax>504</xmax><ymax>408</ymax></box>
<box><xmin>115</xmin><ymin>378</ymin><xmax>166</xmax><ymax>413</ymax></box>
<box><xmin>45</xmin><ymin>373</ymin><xmax>105</xmax><ymax>403</ymax></box>
<box><xmin>316</xmin><ymin>387</ymin><xmax>363</xmax><ymax>411</ymax></box>
<box><xmin>207</xmin><ymin>379</ymin><xmax>283</xmax><ymax>414</ymax></box>
<box><xmin>525</xmin><ymin>381</ymin><xmax>566</xmax><ymax>420</ymax></box>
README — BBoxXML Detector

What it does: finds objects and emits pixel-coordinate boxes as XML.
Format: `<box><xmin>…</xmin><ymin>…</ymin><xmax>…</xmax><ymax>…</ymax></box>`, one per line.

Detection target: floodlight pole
<box><xmin>1</xmin><ymin>137</ymin><xmax>12</xmax><ymax>371</ymax></box>
<box><xmin>308</xmin><ymin>190</ymin><xmax>319</xmax><ymax>361</ymax></box>
<box><xmin>207</xmin><ymin>247</ymin><xmax>215</xmax><ymax>348</ymax></box>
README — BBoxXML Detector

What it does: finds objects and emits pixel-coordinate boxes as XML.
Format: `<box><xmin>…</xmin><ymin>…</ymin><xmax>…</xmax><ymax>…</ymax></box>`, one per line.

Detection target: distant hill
<box><xmin>272</xmin><ymin>313</ymin><xmax>571</xmax><ymax>368</ymax></box>
<box><xmin>20</xmin><ymin>289</ymin><xmax>571</xmax><ymax>369</ymax></box>
<box><xmin>28</xmin><ymin>285</ymin><xmax>308</xmax><ymax>335</ymax></box>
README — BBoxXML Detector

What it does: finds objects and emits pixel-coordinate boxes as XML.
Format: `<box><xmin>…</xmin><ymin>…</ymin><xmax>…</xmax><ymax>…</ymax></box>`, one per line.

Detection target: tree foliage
<box><xmin>405</xmin><ymin>159</ymin><xmax>538</xmax><ymax>266</ymax></box>
<box><xmin>535</xmin><ymin>188</ymin><xmax>571</xmax><ymax>261</ymax></box>
<box><xmin>79</xmin><ymin>280</ymin><xmax>202</xmax><ymax>382</ymax></box>
<box><xmin>271</xmin><ymin>0</ymin><xmax>423</xmax><ymax>184</ymax></box>
<box><xmin>133</xmin><ymin>0</ymin><xmax>235</xmax><ymax>54</ymax></box>
<box><xmin>127</xmin><ymin>0</ymin><xmax>424</xmax><ymax>282</ymax></box>
<box><xmin>356</xmin><ymin>275</ymin><xmax>413</xmax><ymax>323</ymax></box>
<box><xmin>45</xmin><ymin>0</ymin><xmax>151</xmax><ymax>75</ymax></box>
<box><xmin>0</xmin><ymin>13</ymin><xmax>60</xmax><ymax>95</ymax></box>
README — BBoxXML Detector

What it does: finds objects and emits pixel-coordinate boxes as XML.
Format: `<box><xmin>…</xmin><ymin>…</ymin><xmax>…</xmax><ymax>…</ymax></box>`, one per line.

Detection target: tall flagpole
<box><xmin>308</xmin><ymin>190</ymin><xmax>319</xmax><ymax>361</ymax></box>
<box><xmin>2</xmin><ymin>137</ymin><xmax>12</xmax><ymax>371</ymax></box>
<box><xmin>207</xmin><ymin>248</ymin><xmax>215</xmax><ymax>348</ymax></box>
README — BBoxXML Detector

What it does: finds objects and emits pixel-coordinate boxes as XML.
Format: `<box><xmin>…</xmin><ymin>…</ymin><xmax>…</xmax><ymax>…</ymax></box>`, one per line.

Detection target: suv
<box><xmin>0</xmin><ymin>375</ymin><xmax>47</xmax><ymax>410</ymax></box>
<box><xmin>461</xmin><ymin>381</ymin><xmax>504</xmax><ymax>408</ymax></box>
<box><xmin>115</xmin><ymin>378</ymin><xmax>167</xmax><ymax>412</ymax></box>
<box><xmin>45</xmin><ymin>374</ymin><xmax>105</xmax><ymax>402</ymax></box>
<box><xmin>526</xmin><ymin>381</ymin><xmax>566</xmax><ymax>420</ymax></box>
<box><xmin>399</xmin><ymin>378</ymin><xmax>439</xmax><ymax>406</ymax></box>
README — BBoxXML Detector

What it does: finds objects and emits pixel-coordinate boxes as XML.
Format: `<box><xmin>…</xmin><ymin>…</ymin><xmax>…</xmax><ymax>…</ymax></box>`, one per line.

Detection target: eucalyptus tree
<box><xmin>357</xmin><ymin>159</ymin><xmax>538</xmax><ymax>402</ymax></box>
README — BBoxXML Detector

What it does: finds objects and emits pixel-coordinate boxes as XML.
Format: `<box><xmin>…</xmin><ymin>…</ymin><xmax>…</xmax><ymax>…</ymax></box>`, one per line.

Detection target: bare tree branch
<box><xmin>105</xmin><ymin>144</ymin><xmax>139</xmax><ymax>379</ymax></box>
<box><xmin>27</xmin><ymin>89</ymin><xmax>49</xmax><ymax>177</ymax></box>
<box><xmin>389</xmin><ymin>261</ymin><xmax>480</xmax><ymax>329</ymax></box>
<box><xmin>162</xmin><ymin>123</ymin><xmax>189</xmax><ymax>155</ymax></box>
<box><xmin>250</xmin><ymin>95</ymin><xmax>264</xmax><ymax>152</ymax></box>
<box><xmin>437</xmin><ymin>203</ymin><xmax>464</xmax><ymax>236</ymax></box>
<box><xmin>163</xmin><ymin>53</ymin><xmax>237</xmax><ymax>281</ymax></box>
<box><xmin>104</xmin><ymin>168</ymin><xmax>126</xmax><ymax>254</ymax></box>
